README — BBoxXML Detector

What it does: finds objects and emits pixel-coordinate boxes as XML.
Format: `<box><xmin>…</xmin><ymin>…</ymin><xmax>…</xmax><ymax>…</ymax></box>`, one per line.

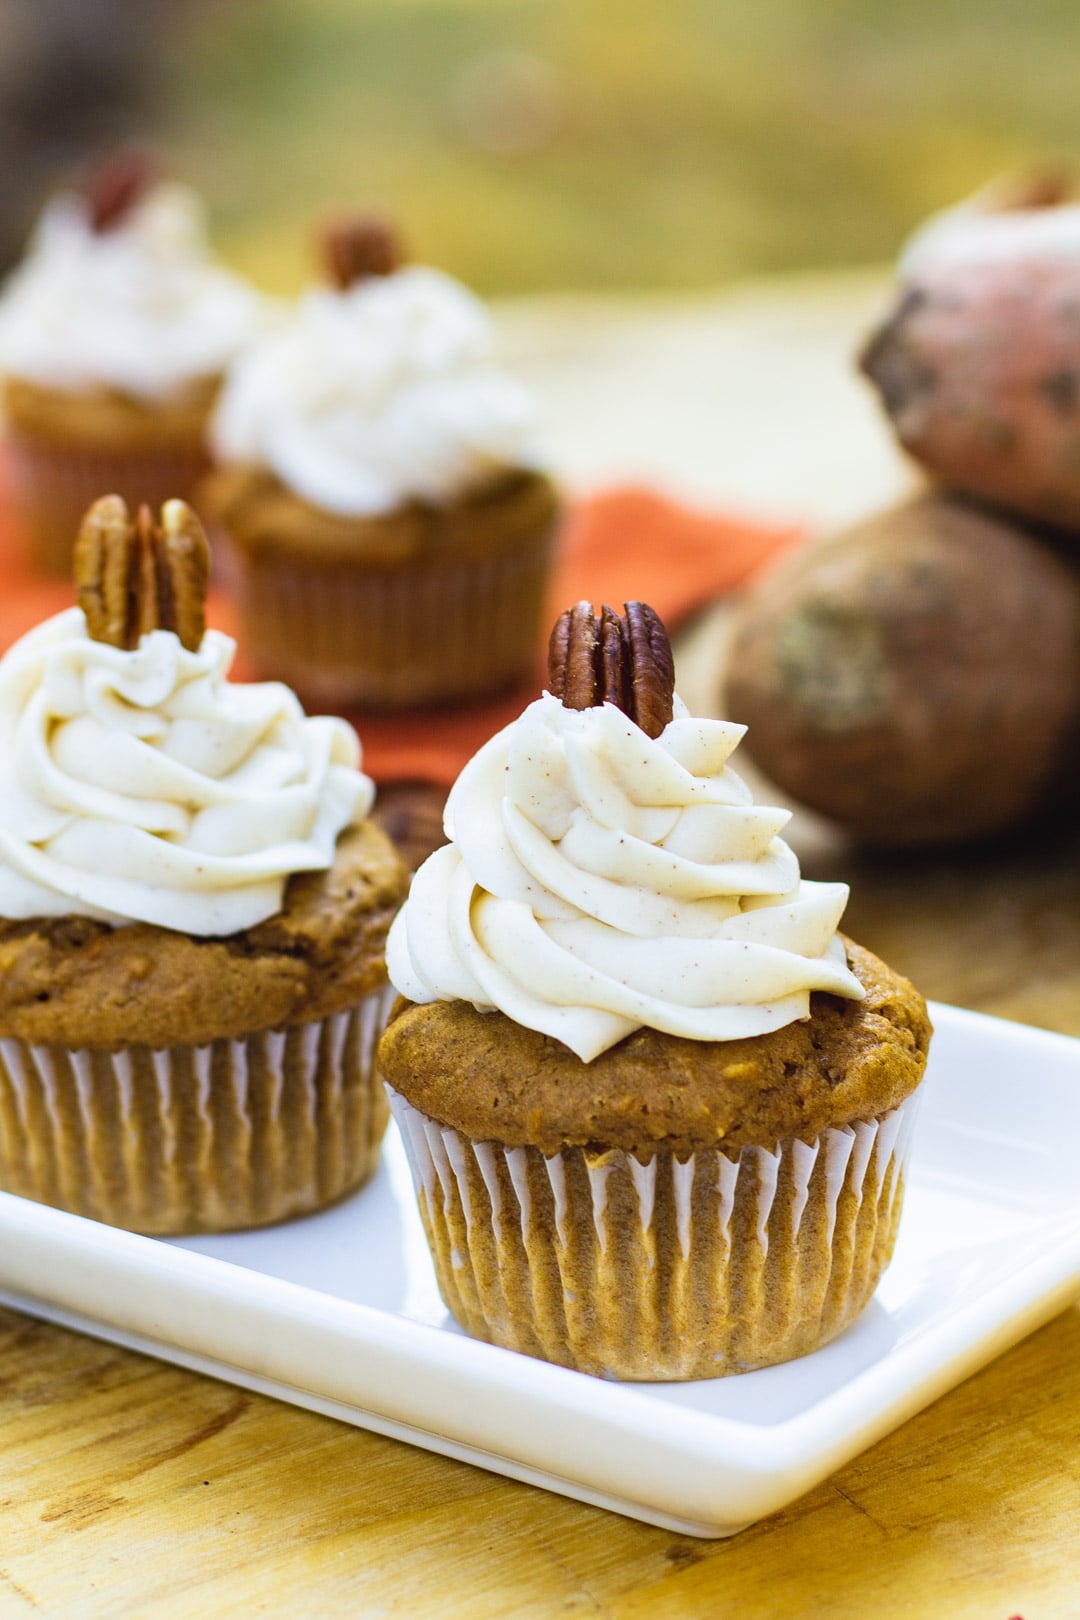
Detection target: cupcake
<box><xmin>378</xmin><ymin>601</ymin><xmax>932</xmax><ymax>1381</ymax></box>
<box><xmin>206</xmin><ymin>215</ymin><xmax>560</xmax><ymax>710</ymax></box>
<box><xmin>0</xmin><ymin>495</ymin><xmax>408</xmax><ymax>1234</ymax></box>
<box><xmin>0</xmin><ymin>151</ymin><xmax>269</xmax><ymax>574</ymax></box>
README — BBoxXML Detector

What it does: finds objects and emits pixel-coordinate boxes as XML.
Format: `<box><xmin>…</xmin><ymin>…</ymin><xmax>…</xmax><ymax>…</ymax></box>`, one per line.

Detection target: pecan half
<box><xmin>625</xmin><ymin>599</ymin><xmax>676</xmax><ymax>739</ymax></box>
<box><xmin>86</xmin><ymin>148</ymin><xmax>159</xmax><ymax>233</ymax></box>
<box><xmin>548</xmin><ymin>601</ymin><xmax>599</xmax><ymax>711</ymax></box>
<box><xmin>322</xmin><ymin>213</ymin><xmax>402</xmax><ymax>289</ymax></box>
<box><xmin>75</xmin><ymin>496</ymin><xmax>211</xmax><ymax>652</ymax></box>
<box><xmin>547</xmin><ymin>600</ymin><xmax>675</xmax><ymax>737</ymax></box>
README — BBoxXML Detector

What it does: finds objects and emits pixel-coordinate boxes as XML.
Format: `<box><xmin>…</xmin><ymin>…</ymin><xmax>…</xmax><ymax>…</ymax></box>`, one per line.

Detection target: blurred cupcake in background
<box><xmin>206</xmin><ymin>215</ymin><xmax>560</xmax><ymax>710</ymax></box>
<box><xmin>0</xmin><ymin>150</ymin><xmax>270</xmax><ymax>574</ymax></box>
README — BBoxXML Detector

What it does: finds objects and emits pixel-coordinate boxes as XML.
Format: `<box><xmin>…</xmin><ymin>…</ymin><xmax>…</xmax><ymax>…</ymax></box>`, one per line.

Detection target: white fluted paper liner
<box><xmin>0</xmin><ymin>984</ymin><xmax>395</xmax><ymax>1235</ymax></box>
<box><xmin>387</xmin><ymin>1087</ymin><xmax>921</xmax><ymax>1381</ymax></box>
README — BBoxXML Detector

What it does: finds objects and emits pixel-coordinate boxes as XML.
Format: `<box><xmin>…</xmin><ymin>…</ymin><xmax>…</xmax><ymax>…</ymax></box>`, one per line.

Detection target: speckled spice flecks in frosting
<box><xmin>0</xmin><ymin>608</ymin><xmax>373</xmax><ymax>934</ymax></box>
<box><xmin>210</xmin><ymin>264</ymin><xmax>540</xmax><ymax>517</ymax></box>
<box><xmin>387</xmin><ymin>692</ymin><xmax>864</xmax><ymax>1062</ymax></box>
<box><xmin>0</xmin><ymin>183</ymin><xmax>269</xmax><ymax>399</ymax></box>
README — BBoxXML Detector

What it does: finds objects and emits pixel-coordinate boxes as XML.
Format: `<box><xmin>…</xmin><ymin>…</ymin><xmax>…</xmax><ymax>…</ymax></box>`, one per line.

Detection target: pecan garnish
<box><xmin>75</xmin><ymin>496</ymin><xmax>211</xmax><ymax>652</ymax></box>
<box><xmin>372</xmin><ymin>781</ymin><xmax>448</xmax><ymax>872</ymax></box>
<box><xmin>321</xmin><ymin>213</ymin><xmax>402</xmax><ymax>289</ymax></box>
<box><xmin>86</xmin><ymin>148</ymin><xmax>159</xmax><ymax>233</ymax></box>
<box><xmin>547</xmin><ymin>600</ymin><xmax>675</xmax><ymax>737</ymax></box>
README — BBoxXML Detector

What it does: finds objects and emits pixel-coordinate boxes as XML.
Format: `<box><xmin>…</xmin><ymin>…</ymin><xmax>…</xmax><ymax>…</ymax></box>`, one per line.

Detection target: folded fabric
<box><xmin>0</xmin><ymin>477</ymin><xmax>799</xmax><ymax>787</ymax></box>
<box><xmin>324</xmin><ymin>488</ymin><xmax>800</xmax><ymax>785</ymax></box>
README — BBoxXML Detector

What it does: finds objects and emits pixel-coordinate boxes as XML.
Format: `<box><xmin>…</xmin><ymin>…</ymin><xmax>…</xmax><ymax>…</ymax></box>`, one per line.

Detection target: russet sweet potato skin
<box><xmin>862</xmin><ymin>258</ymin><xmax>1080</xmax><ymax>533</ymax></box>
<box><xmin>723</xmin><ymin>495</ymin><xmax>1080</xmax><ymax>846</ymax></box>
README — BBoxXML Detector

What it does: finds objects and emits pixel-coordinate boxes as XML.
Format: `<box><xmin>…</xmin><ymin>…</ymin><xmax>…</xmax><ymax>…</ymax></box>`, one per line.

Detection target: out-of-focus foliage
<box><xmin>166</xmin><ymin>0</ymin><xmax>1080</xmax><ymax>293</ymax></box>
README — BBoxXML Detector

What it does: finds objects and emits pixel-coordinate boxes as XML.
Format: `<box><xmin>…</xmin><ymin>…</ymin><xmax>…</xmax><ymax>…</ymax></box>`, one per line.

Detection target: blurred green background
<box><xmin>25</xmin><ymin>0</ymin><xmax>1080</xmax><ymax>294</ymax></box>
<box><xmin>161</xmin><ymin>0</ymin><xmax>1080</xmax><ymax>293</ymax></box>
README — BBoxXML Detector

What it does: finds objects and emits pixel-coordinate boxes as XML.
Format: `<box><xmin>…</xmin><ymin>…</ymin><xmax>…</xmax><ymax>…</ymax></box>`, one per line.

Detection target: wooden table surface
<box><xmin>3</xmin><ymin>275</ymin><xmax>1078</xmax><ymax>1619</ymax></box>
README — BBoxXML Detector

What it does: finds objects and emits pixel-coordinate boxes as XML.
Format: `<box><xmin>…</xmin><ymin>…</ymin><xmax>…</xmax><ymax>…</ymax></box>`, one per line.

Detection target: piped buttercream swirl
<box><xmin>0</xmin><ymin>609</ymin><xmax>372</xmax><ymax>935</ymax></box>
<box><xmin>210</xmin><ymin>264</ymin><xmax>539</xmax><ymax>516</ymax></box>
<box><xmin>0</xmin><ymin>183</ymin><xmax>269</xmax><ymax>398</ymax></box>
<box><xmin>387</xmin><ymin>693</ymin><xmax>864</xmax><ymax>1062</ymax></box>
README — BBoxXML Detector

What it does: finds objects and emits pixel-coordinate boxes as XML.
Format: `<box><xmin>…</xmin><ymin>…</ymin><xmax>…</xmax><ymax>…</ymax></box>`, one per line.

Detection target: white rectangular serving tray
<box><xmin>0</xmin><ymin>1001</ymin><xmax>1077</xmax><ymax>1538</ymax></box>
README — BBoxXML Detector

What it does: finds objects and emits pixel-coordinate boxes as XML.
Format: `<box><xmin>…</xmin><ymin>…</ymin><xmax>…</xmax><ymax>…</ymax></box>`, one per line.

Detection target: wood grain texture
<box><xmin>0</xmin><ymin>1301</ymin><xmax>1076</xmax><ymax>1618</ymax></box>
<box><xmin>1</xmin><ymin>286</ymin><xmax>1077</xmax><ymax>1617</ymax></box>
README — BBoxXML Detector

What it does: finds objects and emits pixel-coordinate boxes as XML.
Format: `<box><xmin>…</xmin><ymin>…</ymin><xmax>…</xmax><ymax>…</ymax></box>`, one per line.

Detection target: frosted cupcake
<box><xmin>207</xmin><ymin>216</ymin><xmax>560</xmax><ymax>709</ymax></box>
<box><xmin>0</xmin><ymin>495</ymin><xmax>407</xmax><ymax>1234</ymax></box>
<box><xmin>378</xmin><ymin>601</ymin><xmax>931</xmax><ymax>1380</ymax></box>
<box><xmin>0</xmin><ymin>152</ymin><xmax>269</xmax><ymax>574</ymax></box>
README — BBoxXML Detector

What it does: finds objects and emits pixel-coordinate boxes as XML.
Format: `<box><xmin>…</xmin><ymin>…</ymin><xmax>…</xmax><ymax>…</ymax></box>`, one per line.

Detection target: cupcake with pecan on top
<box><xmin>378</xmin><ymin>601</ymin><xmax>931</xmax><ymax>1381</ymax></box>
<box><xmin>0</xmin><ymin>151</ymin><xmax>270</xmax><ymax>574</ymax></box>
<box><xmin>0</xmin><ymin>495</ymin><xmax>407</xmax><ymax>1234</ymax></box>
<box><xmin>206</xmin><ymin>215</ymin><xmax>560</xmax><ymax>710</ymax></box>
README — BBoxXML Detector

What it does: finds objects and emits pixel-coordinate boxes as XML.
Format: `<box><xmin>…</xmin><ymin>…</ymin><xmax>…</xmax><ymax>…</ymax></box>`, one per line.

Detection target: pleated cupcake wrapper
<box><xmin>0</xmin><ymin>984</ymin><xmax>396</xmax><ymax>1235</ymax></box>
<box><xmin>233</xmin><ymin>527</ymin><xmax>555</xmax><ymax>710</ymax></box>
<box><xmin>387</xmin><ymin>1088</ymin><xmax>921</xmax><ymax>1381</ymax></box>
<box><xmin>6</xmin><ymin>430</ymin><xmax>210</xmax><ymax>575</ymax></box>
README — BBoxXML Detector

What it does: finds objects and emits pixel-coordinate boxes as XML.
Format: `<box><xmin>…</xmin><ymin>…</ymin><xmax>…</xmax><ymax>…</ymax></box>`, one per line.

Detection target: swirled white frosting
<box><xmin>0</xmin><ymin>609</ymin><xmax>373</xmax><ymax>935</ymax></box>
<box><xmin>387</xmin><ymin>693</ymin><xmax>864</xmax><ymax>1062</ymax></box>
<box><xmin>0</xmin><ymin>183</ymin><xmax>269</xmax><ymax>398</ymax></box>
<box><xmin>210</xmin><ymin>265</ymin><xmax>539</xmax><ymax>516</ymax></box>
<box><xmin>900</xmin><ymin>202</ymin><xmax>1080</xmax><ymax>277</ymax></box>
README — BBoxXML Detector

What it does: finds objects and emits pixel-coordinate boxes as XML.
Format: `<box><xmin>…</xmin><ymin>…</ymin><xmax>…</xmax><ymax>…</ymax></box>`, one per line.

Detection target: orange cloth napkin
<box><xmin>0</xmin><ymin>483</ymin><xmax>799</xmax><ymax>787</ymax></box>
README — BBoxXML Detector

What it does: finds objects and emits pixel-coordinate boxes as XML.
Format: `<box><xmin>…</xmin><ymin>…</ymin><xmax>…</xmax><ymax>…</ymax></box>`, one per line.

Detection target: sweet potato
<box><xmin>723</xmin><ymin>495</ymin><xmax>1080</xmax><ymax>846</ymax></box>
<box><xmin>862</xmin><ymin>247</ymin><xmax>1080</xmax><ymax>533</ymax></box>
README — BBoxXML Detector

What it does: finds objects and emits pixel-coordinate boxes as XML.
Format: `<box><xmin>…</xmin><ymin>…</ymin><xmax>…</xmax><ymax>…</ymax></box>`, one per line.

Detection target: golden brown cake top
<box><xmin>1</xmin><ymin>372</ymin><xmax>219</xmax><ymax>450</ymax></box>
<box><xmin>204</xmin><ymin>463</ymin><xmax>560</xmax><ymax>566</ymax></box>
<box><xmin>378</xmin><ymin>938</ymin><xmax>931</xmax><ymax>1156</ymax></box>
<box><xmin>0</xmin><ymin>820</ymin><xmax>407</xmax><ymax>1050</ymax></box>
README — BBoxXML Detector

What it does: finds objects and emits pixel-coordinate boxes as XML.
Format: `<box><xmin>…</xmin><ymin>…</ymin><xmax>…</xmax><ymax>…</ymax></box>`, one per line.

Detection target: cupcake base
<box><xmin>208</xmin><ymin>466</ymin><xmax>561</xmax><ymax>710</ymax></box>
<box><xmin>232</xmin><ymin>523</ymin><xmax>555</xmax><ymax>711</ymax></box>
<box><xmin>6</xmin><ymin>429</ymin><xmax>210</xmax><ymax>576</ymax></box>
<box><xmin>0</xmin><ymin>986</ymin><xmax>394</xmax><ymax>1235</ymax></box>
<box><xmin>388</xmin><ymin>1088</ymin><xmax>919</xmax><ymax>1381</ymax></box>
